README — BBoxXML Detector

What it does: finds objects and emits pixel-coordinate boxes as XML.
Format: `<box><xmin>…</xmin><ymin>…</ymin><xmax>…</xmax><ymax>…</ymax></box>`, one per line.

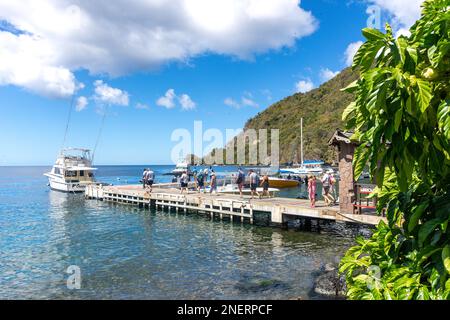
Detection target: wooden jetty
<box><xmin>85</xmin><ymin>183</ymin><xmax>385</xmax><ymax>227</ymax></box>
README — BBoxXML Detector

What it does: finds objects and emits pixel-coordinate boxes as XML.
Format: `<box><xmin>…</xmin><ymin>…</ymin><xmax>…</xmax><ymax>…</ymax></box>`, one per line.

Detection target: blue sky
<box><xmin>0</xmin><ymin>0</ymin><xmax>424</xmax><ymax>165</ymax></box>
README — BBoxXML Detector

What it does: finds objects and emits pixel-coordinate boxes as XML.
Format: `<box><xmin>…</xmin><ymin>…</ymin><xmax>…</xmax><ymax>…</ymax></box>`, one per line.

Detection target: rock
<box><xmin>313</xmin><ymin>268</ymin><xmax>347</xmax><ymax>299</ymax></box>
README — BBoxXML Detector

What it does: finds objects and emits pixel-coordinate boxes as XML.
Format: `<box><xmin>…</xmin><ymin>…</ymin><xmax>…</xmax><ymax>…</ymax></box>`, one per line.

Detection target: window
<box><xmin>65</xmin><ymin>171</ymin><xmax>77</xmax><ymax>177</ymax></box>
<box><xmin>79</xmin><ymin>171</ymin><xmax>84</xmax><ymax>177</ymax></box>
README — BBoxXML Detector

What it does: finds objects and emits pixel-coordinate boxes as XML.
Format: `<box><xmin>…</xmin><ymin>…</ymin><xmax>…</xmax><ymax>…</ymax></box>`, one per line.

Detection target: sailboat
<box><xmin>280</xmin><ymin>118</ymin><xmax>324</xmax><ymax>176</ymax></box>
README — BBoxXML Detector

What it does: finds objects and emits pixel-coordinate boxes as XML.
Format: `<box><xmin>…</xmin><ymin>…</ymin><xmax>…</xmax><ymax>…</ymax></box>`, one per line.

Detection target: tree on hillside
<box><xmin>339</xmin><ymin>0</ymin><xmax>450</xmax><ymax>299</ymax></box>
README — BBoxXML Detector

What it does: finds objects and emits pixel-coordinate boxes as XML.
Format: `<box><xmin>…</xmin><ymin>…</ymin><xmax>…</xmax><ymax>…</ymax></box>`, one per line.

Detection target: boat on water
<box><xmin>44</xmin><ymin>148</ymin><xmax>99</xmax><ymax>192</ymax></box>
<box><xmin>280</xmin><ymin>160</ymin><xmax>325</xmax><ymax>176</ymax></box>
<box><xmin>267</xmin><ymin>177</ymin><xmax>300</xmax><ymax>188</ymax></box>
<box><xmin>172</xmin><ymin>159</ymin><xmax>192</xmax><ymax>176</ymax></box>
<box><xmin>279</xmin><ymin>118</ymin><xmax>325</xmax><ymax>176</ymax></box>
<box><xmin>205</xmin><ymin>183</ymin><xmax>280</xmax><ymax>196</ymax></box>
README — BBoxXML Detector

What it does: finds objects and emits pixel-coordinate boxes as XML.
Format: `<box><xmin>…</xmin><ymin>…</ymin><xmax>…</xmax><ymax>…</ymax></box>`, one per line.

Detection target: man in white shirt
<box><xmin>180</xmin><ymin>171</ymin><xmax>189</xmax><ymax>194</ymax></box>
<box><xmin>321</xmin><ymin>172</ymin><xmax>335</xmax><ymax>206</ymax></box>
<box><xmin>145</xmin><ymin>168</ymin><xmax>154</xmax><ymax>192</ymax></box>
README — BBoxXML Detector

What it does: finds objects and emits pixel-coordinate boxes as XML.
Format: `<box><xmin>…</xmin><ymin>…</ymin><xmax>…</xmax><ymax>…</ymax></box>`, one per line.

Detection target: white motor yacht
<box><xmin>172</xmin><ymin>159</ymin><xmax>192</xmax><ymax>176</ymax></box>
<box><xmin>44</xmin><ymin>148</ymin><xmax>98</xmax><ymax>193</ymax></box>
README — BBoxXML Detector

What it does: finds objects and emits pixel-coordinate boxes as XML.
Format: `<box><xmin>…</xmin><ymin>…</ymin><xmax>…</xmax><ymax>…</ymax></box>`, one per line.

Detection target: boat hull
<box><xmin>45</xmin><ymin>173</ymin><xmax>88</xmax><ymax>193</ymax></box>
<box><xmin>268</xmin><ymin>179</ymin><xmax>299</xmax><ymax>188</ymax></box>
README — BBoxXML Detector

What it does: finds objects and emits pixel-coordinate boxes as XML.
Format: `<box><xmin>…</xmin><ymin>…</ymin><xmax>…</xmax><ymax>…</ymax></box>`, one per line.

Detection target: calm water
<box><xmin>0</xmin><ymin>165</ymin><xmax>352</xmax><ymax>299</ymax></box>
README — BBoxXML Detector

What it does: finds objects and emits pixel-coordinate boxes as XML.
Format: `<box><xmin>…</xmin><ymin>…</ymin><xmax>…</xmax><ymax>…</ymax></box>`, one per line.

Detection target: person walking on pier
<box><xmin>321</xmin><ymin>172</ymin><xmax>335</xmax><ymax>206</ymax></box>
<box><xmin>329</xmin><ymin>173</ymin><xmax>337</xmax><ymax>204</ymax></box>
<box><xmin>180</xmin><ymin>171</ymin><xmax>189</xmax><ymax>194</ymax></box>
<box><xmin>308</xmin><ymin>175</ymin><xmax>316</xmax><ymax>208</ymax></box>
<box><xmin>260</xmin><ymin>174</ymin><xmax>270</xmax><ymax>198</ymax></box>
<box><xmin>236</xmin><ymin>167</ymin><xmax>245</xmax><ymax>198</ymax></box>
<box><xmin>248</xmin><ymin>169</ymin><xmax>260</xmax><ymax>199</ymax></box>
<box><xmin>209</xmin><ymin>171</ymin><xmax>217</xmax><ymax>195</ymax></box>
<box><xmin>196</xmin><ymin>170</ymin><xmax>205</xmax><ymax>193</ymax></box>
<box><xmin>142</xmin><ymin>168</ymin><xmax>148</xmax><ymax>189</ymax></box>
<box><xmin>145</xmin><ymin>168</ymin><xmax>154</xmax><ymax>192</ymax></box>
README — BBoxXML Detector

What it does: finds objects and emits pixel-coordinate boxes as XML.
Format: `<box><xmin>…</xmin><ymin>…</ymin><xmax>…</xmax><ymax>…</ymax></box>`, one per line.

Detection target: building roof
<box><xmin>328</xmin><ymin>129</ymin><xmax>357</xmax><ymax>146</ymax></box>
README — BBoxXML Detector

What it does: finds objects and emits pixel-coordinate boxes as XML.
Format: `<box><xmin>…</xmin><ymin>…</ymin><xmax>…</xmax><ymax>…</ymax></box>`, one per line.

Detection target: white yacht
<box><xmin>172</xmin><ymin>159</ymin><xmax>191</xmax><ymax>176</ymax></box>
<box><xmin>44</xmin><ymin>148</ymin><xmax>98</xmax><ymax>192</ymax></box>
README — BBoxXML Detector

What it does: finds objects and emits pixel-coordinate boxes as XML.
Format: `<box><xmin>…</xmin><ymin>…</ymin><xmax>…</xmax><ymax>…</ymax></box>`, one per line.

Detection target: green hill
<box><xmin>243</xmin><ymin>67</ymin><xmax>358</xmax><ymax>164</ymax></box>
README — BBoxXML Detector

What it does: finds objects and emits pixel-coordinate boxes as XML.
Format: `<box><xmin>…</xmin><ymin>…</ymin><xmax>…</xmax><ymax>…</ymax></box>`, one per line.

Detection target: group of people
<box><xmin>246</xmin><ymin>169</ymin><xmax>270</xmax><ymax>199</ymax></box>
<box><xmin>179</xmin><ymin>167</ymin><xmax>271</xmax><ymax>199</ymax></box>
<box><xmin>307</xmin><ymin>171</ymin><xmax>336</xmax><ymax>208</ymax></box>
<box><xmin>142</xmin><ymin>168</ymin><xmax>155</xmax><ymax>192</ymax></box>
<box><xmin>143</xmin><ymin>167</ymin><xmax>335</xmax><ymax>206</ymax></box>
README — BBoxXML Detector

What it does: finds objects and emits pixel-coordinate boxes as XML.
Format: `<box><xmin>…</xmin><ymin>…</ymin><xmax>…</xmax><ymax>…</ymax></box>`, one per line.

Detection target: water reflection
<box><xmin>0</xmin><ymin>167</ymin><xmax>354</xmax><ymax>300</ymax></box>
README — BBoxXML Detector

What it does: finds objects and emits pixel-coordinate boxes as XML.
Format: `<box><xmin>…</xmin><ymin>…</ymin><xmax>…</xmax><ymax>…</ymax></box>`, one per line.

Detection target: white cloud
<box><xmin>135</xmin><ymin>102</ymin><xmax>149</xmax><ymax>110</ymax></box>
<box><xmin>156</xmin><ymin>89</ymin><xmax>177</xmax><ymax>109</ymax></box>
<box><xmin>241</xmin><ymin>97</ymin><xmax>259</xmax><ymax>108</ymax></box>
<box><xmin>75</xmin><ymin>96</ymin><xmax>88</xmax><ymax>111</ymax></box>
<box><xmin>344</xmin><ymin>41</ymin><xmax>363</xmax><ymax>67</ymax></box>
<box><xmin>224</xmin><ymin>98</ymin><xmax>241</xmax><ymax>109</ymax></box>
<box><xmin>224</xmin><ymin>95</ymin><xmax>258</xmax><ymax>109</ymax></box>
<box><xmin>93</xmin><ymin>80</ymin><xmax>129</xmax><ymax>106</ymax></box>
<box><xmin>369</xmin><ymin>0</ymin><xmax>424</xmax><ymax>31</ymax></box>
<box><xmin>178</xmin><ymin>94</ymin><xmax>196</xmax><ymax>110</ymax></box>
<box><xmin>320</xmin><ymin>68</ymin><xmax>340</xmax><ymax>82</ymax></box>
<box><xmin>295</xmin><ymin>79</ymin><xmax>314</xmax><ymax>93</ymax></box>
<box><xmin>156</xmin><ymin>89</ymin><xmax>195</xmax><ymax>110</ymax></box>
<box><xmin>0</xmin><ymin>0</ymin><xmax>317</xmax><ymax>97</ymax></box>
<box><xmin>0</xmin><ymin>32</ymin><xmax>78</xmax><ymax>98</ymax></box>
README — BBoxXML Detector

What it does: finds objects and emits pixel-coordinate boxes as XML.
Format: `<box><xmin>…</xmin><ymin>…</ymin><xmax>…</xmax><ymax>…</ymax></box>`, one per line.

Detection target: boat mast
<box><xmin>300</xmin><ymin>117</ymin><xmax>304</xmax><ymax>167</ymax></box>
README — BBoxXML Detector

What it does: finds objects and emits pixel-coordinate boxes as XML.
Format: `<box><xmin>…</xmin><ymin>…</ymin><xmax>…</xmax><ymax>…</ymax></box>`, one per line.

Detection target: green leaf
<box><xmin>414</xmin><ymin>78</ymin><xmax>432</xmax><ymax>113</ymax></box>
<box><xmin>418</xmin><ymin>219</ymin><xmax>442</xmax><ymax>246</ymax></box>
<box><xmin>341</xmin><ymin>80</ymin><xmax>359</xmax><ymax>93</ymax></box>
<box><xmin>353</xmin><ymin>144</ymin><xmax>370</xmax><ymax>181</ymax></box>
<box><xmin>353</xmin><ymin>41</ymin><xmax>384</xmax><ymax>72</ymax></box>
<box><xmin>395</xmin><ymin>37</ymin><xmax>408</xmax><ymax>64</ymax></box>
<box><xmin>406</xmin><ymin>47</ymin><xmax>418</xmax><ymax>64</ymax></box>
<box><xmin>362</xmin><ymin>28</ymin><xmax>386</xmax><ymax>41</ymax></box>
<box><xmin>443</xmin><ymin>245</ymin><xmax>450</xmax><ymax>274</ymax></box>
<box><xmin>342</xmin><ymin>102</ymin><xmax>357</xmax><ymax>121</ymax></box>
<box><xmin>408</xmin><ymin>202</ymin><xmax>428</xmax><ymax>232</ymax></box>
<box><xmin>394</xmin><ymin>108</ymin><xmax>403</xmax><ymax>132</ymax></box>
<box><xmin>437</xmin><ymin>99</ymin><xmax>450</xmax><ymax>140</ymax></box>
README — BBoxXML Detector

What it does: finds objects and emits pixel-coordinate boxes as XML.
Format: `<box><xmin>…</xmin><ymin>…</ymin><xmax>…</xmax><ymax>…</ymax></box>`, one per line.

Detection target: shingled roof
<box><xmin>328</xmin><ymin>129</ymin><xmax>357</xmax><ymax>146</ymax></box>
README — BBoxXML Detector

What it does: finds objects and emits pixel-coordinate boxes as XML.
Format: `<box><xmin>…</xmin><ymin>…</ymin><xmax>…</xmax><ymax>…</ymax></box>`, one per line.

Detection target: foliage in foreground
<box><xmin>339</xmin><ymin>0</ymin><xmax>450</xmax><ymax>299</ymax></box>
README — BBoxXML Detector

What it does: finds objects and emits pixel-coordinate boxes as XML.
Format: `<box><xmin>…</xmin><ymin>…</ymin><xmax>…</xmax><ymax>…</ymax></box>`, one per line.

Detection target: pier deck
<box><xmin>85</xmin><ymin>184</ymin><xmax>385</xmax><ymax>226</ymax></box>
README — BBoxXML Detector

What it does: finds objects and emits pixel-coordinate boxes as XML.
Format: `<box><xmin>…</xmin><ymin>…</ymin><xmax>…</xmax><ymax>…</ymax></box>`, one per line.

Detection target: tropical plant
<box><xmin>339</xmin><ymin>0</ymin><xmax>450</xmax><ymax>300</ymax></box>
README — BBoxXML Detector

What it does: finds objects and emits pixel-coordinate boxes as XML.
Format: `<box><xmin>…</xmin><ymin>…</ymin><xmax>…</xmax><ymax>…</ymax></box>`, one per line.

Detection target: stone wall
<box><xmin>338</xmin><ymin>143</ymin><xmax>355</xmax><ymax>214</ymax></box>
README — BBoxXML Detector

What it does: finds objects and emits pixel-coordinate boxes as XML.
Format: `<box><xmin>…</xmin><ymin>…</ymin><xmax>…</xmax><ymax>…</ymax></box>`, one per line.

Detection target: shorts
<box><xmin>180</xmin><ymin>182</ymin><xmax>188</xmax><ymax>188</ymax></box>
<box><xmin>198</xmin><ymin>180</ymin><xmax>204</xmax><ymax>187</ymax></box>
<box><xmin>236</xmin><ymin>177</ymin><xmax>243</xmax><ymax>184</ymax></box>
<box><xmin>323</xmin><ymin>186</ymin><xmax>330</xmax><ymax>194</ymax></box>
<box><xmin>147</xmin><ymin>180</ymin><xmax>153</xmax><ymax>186</ymax></box>
<box><xmin>250</xmin><ymin>183</ymin><xmax>257</xmax><ymax>191</ymax></box>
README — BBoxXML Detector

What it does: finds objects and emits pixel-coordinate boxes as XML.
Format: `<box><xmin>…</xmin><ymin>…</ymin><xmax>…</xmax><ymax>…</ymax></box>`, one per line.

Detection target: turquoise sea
<box><xmin>0</xmin><ymin>165</ymin><xmax>352</xmax><ymax>299</ymax></box>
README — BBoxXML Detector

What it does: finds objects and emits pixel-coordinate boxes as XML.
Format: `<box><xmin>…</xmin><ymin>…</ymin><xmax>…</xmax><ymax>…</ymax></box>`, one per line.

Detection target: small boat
<box><xmin>44</xmin><ymin>148</ymin><xmax>99</xmax><ymax>192</ymax></box>
<box><xmin>172</xmin><ymin>159</ymin><xmax>191</xmax><ymax>176</ymax></box>
<box><xmin>267</xmin><ymin>177</ymin><xmax>300</xmax><ymax>188</ymax></box>
<box><xmin>205</xmin><ymin>183</ymin><xmax>280</xmax><ymax>196</ymax></box>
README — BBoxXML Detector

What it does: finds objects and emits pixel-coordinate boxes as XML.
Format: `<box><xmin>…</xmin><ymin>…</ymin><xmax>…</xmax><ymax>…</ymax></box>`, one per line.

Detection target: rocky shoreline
<box><xmin>312</xmin><ymin>263</ymin><xmax>347</xmax><ymax>299</ymax></box>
